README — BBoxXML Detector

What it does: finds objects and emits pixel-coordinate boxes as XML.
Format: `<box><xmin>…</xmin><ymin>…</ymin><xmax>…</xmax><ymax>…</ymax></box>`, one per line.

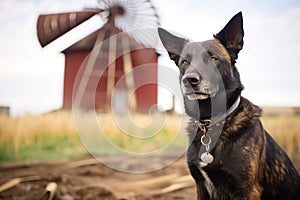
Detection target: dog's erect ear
<box><xmin>214</xmin><ymin>12</ymin><xmax>244</xmax><ymax>61</ymax></box>
<box><xmin>158</xmin><ymin>27</ymin><xmax>188</xmax><ymax>66</ymax></box>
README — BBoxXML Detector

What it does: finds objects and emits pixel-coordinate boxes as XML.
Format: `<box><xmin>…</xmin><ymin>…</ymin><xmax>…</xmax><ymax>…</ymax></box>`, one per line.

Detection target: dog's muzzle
<box><xmin>182</xmin><ymin>73</ymin><xmax>200</xmax><ymax>87</ymax></box>
<box><xmin>181</xmin><ymin>73</ymin><xmax>211</xmax><ymax>100</ymax></box>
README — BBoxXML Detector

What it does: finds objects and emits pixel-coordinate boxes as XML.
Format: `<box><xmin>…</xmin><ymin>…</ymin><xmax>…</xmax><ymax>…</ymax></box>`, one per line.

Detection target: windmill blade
<box><xmin>37</xmin><ymin>9</ymin><xmax>102</xmax><ymax>47</ymax></box>
<box><xmin>98</xmin><ymin>0</ymin><xmax>160</xmax><ymax>47</ymax></box>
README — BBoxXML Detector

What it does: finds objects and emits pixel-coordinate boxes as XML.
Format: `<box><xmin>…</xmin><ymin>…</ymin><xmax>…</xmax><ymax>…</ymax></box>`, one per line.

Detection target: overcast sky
<box><xmin>0</xmin><ymin>0</ymin><xmax>300</xmax><ymax>116</ymax></box>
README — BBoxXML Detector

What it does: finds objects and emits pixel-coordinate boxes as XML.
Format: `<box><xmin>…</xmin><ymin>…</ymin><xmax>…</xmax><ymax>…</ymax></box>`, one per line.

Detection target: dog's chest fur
<box><xmin>198</xmin><ymin>167</ymin><xmax>218</xmax><ymax>199</ymax></box>
<box><xmin>187</xmin><ymin>97</ymin><xmax>264</xmax><ymax>199</ymax></box>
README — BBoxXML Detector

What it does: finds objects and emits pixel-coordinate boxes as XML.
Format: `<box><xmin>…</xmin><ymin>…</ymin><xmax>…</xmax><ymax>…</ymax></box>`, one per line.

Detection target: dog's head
<box><xmin>158</xmin><ymin>12</ymin><xmax>244</xmax><ymax>119</ymax></box>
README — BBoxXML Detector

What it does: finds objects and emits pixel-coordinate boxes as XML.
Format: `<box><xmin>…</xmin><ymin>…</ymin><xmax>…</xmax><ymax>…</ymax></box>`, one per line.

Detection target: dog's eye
<box><xmin>181</xmin><ymin>60</ymin><xmax>189</xmax><ymax>65</ymax></box>
<box><xmin>210</xmin><ymin>56</ymin><xmax>218</xmax><ymax>62</ymax></box>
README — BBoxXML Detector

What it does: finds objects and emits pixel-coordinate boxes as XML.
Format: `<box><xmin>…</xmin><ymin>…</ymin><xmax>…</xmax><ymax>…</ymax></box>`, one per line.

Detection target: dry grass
<box><xmin>261</xmin><ymin>115</ymin><xmax>300</xmax><ymax>161</ymax></box>
<box><xmin>95</xmin><ymin>112</ymin><xmax>187</xmax><ymax>153</ymax></box>
<box><xmin>0</xmin><ymin>111</ymin><xmax>86</xmax><ymax>163</ymax></box>
<box><xmin>0</xmin><ymin>111</ymin><xmax>299</xmax><ymax>165</ymax></box>
<box><xmin>0</xmin><ymin>111</ymin><xmax>187</xmax><ymax>163</ymax></box>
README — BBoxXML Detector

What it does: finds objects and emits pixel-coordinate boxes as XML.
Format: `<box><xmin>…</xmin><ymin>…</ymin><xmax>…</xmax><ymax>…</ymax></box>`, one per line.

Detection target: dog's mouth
<box><xmin>185</xmin><ymin>92</ymin><xmax>210</xmax><ymax>100</ymax></box>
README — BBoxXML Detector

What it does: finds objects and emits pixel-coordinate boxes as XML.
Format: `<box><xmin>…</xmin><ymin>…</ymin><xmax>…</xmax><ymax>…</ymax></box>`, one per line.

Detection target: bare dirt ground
<box><xmin>1</xmin><ymin>155</ymin><xmax>299</xmax><ymax>200</ymax></box>
<box><xmin>0</xmin><ymin>155</ymin><xmax>197</xmax><ymax>200</ymax></box>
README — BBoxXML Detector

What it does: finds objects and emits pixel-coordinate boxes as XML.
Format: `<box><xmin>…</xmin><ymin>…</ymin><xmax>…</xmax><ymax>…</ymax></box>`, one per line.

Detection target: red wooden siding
<box><xmin>63</xmin><ymin>48</ymin><xmax>158</xmax><ymax>112</ymax></box>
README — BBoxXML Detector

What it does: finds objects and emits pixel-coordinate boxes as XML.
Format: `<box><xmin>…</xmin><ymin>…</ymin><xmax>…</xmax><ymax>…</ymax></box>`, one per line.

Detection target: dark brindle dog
<box><xmin>158</xmin><ymin>12</ymin><xmax>300</xmax><ymax>199</ymax></box>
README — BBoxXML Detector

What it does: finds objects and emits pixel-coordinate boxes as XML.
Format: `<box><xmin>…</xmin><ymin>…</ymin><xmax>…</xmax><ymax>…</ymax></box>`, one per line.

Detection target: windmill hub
<box><xmin>110</xmin><ymin>5</ymin><xmax>125</xmax><ymax>16</ymax></box>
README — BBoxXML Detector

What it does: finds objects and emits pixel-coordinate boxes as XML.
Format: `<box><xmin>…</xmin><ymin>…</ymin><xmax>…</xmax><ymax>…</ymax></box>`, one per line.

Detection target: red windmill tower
<box><xmin>37</xmin><ymin>0</ymin><xmax>160</xmax><ymax>112</ymax></box>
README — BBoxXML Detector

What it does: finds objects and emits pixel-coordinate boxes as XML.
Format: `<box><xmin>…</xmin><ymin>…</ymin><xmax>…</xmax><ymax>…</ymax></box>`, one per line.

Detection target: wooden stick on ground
<box><xmin>115</xmin><ymin>174</ymin><xmax>195</xmax><ymax>199</ymax></box>
<box><xmin>41</xmin><ymin>182</ymin><xmax>57</xmax><ymax>200</ymax></box>
<box><xmin>0</xmin><ymin>175</ymin><xmax>41</xmax><ymax>193</ymax></box>
<box><xmin>171</xmin><ymin>175</ymin><xmax>194</xmax><ymax>184</ymax></box>
<box><xmin>0</xmin><ymin>178</ymin><xmax>21</xmax><ymax>193</ymax></box>
<box><xmin>64</xmin><ymin>158</ymin><xmax>99</xmax><ymax>169</ymax></box>
<box><xmin>150</xmin><ymin>181</ymin><xmax>195</xmax><ymax>196</ymax></box>
<box><xmin>114</xmin><ymin>173</ymin><xmax>180</xmax><ymax>191</ymax></box>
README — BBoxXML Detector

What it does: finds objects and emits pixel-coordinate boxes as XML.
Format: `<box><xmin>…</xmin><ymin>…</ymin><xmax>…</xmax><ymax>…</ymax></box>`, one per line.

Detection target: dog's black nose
<box><xmin>182</xmin><ymin>73</ymin><xmax>200</xmax><ymax>86</ymax></box>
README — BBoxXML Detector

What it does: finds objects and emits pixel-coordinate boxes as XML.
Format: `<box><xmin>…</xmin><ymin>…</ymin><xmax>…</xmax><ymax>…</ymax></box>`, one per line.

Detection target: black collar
<box><xmin>195</xmin><ymin>97</ymin><xmax>241</xmax><ymax>166</ymax></box>
<box><xmin>195</xmin><ymin>96</ymin><xmax>241</xmax><ymax>133</ymax></box>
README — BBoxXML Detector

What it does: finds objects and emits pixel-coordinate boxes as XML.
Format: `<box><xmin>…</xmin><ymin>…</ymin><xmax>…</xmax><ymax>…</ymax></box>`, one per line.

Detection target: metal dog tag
<box><xmin>200</xmin><ymin>135</ymin><xmax>214</xmax><ymax>164</ymax></box>
<box><xmin>200</xmin><ymin>152</ymin><xmax>214</xmax><ymax>164</ymax></box>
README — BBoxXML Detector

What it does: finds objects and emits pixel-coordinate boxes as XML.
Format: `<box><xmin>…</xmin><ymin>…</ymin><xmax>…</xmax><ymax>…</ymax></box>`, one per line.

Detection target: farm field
<box><xmin>0</xmin><ymin>111</ymin><xmax>299</xmax><ymax>199</ymax></box>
